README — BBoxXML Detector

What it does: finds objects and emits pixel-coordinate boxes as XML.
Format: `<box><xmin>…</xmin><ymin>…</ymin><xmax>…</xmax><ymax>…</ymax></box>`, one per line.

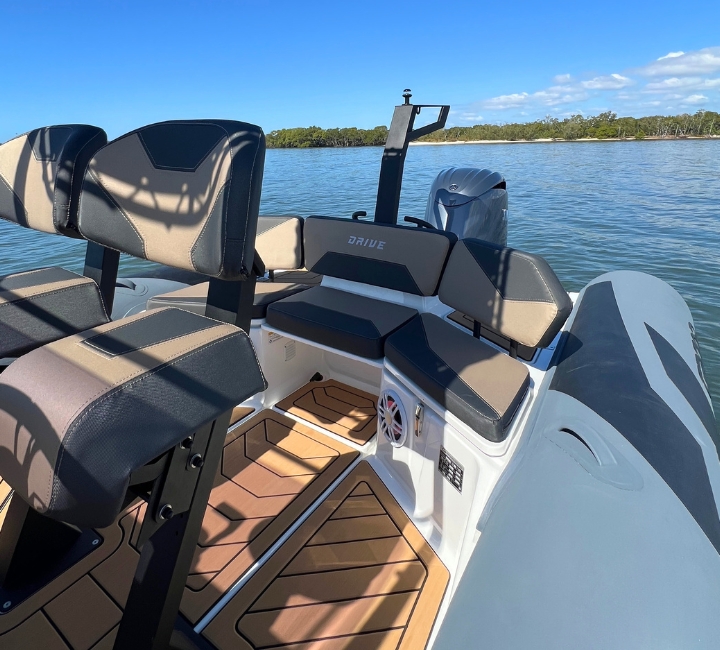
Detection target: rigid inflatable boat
<box><xmin>0</xmin><ymin>95</ymin><xmax>717</xmax><ymax>650</ymax></box>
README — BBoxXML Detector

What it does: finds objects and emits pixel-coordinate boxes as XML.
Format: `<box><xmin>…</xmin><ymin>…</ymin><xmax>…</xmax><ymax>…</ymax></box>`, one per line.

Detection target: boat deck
<box><xmin>204</xmin><ymin>461</ymin><xmax>448</xmax><ymax>649</ymax></box>
<box><xmin>276</xmin><ymin>379</ymin><xmax>379</xmax><ymax>446</ymax></box>
<box><xmin>0</xmin><ymin>380</ymin><xmax>448</xmax><ymax>650</ymax></box>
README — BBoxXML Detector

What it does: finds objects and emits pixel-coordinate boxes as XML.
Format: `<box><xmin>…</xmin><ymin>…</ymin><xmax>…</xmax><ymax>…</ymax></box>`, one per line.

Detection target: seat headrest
<box><xmin>256</xmin><ymin>215</ymin><xmax>303</xmax><ymax>270</ymax></box>
<box><xmin>0</xmin><ymin>125</ymin><xmax>107</xmax><ymax>237</ymax></box>
<box><xmin>78</xmin><ymin>120</ymin><xmax>265</xmax><ymax>280</ymax></box>
<box><xmin>303</xmin><ymin>216</ymin><xmax>456</xmax><ymax>296</ymax></box>
<box><xmin>439</xmin><ymin>239</ymin><xmax>573</xmax><ymax>348</ymax></box>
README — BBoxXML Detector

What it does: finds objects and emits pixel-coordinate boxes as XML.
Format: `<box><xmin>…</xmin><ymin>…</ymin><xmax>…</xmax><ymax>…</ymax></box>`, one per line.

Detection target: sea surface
<box><xmin>1</xmin><ymin>140</ymin><xmax>719</xmax><ymax>417</ymax></box>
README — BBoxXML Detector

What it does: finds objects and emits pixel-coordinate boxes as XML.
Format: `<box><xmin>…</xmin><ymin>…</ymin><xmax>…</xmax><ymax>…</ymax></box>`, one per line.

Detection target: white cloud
<box><xmin>635</xmin><ymin>47</ymin><xmax>720</xmax><ymax>77</ymax></box>
<box><xmin>581</xmin><ymin>73</ymin><xmax>633</xmax><ymax>90</ymax></box>
<box><xmin>454</xmin><ymin>46</ymin><xmax>720</xmax><ymax>123</ymax></box>
<box><xmin>480</xmin><ymin>92</ymin><xmax>529</xmax><ymax>109</ymax></box>
<box><xmin>681</xmin><ymin>94</ymin><xmax>708</xmax><ymax>105</ymax></box>
<box><xmin>644</xmin><ymin>76</ymin><xmax>720</xmax><ymax>92</ymax></box>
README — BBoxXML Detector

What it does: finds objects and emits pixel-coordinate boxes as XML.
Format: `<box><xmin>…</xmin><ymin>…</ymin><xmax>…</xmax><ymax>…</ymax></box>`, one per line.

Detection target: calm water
<box><xmin>1</xmin><ymin>140</ymin><xmax>719</xmax><ymax>415</ymax></box>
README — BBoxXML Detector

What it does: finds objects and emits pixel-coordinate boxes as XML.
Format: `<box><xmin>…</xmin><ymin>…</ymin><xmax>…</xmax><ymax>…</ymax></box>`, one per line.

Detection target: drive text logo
<box><xmin>347</xmin><ymin>236</ymin><xmax>385</xmax><ymax>250</ymax></box>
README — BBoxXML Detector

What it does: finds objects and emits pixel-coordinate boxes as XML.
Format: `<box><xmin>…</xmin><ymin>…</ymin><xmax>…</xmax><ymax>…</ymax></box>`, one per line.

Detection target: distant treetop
<box><xmin>266</xmin><ymin>111</ymin><xmax>719</xmax><ymax>148</ymax></box>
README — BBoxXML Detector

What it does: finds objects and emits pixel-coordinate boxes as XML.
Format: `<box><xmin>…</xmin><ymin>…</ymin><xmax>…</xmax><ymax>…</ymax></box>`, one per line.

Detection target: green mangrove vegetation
<box><xmin>265</xmin><ymin>110</ymin><xmax>720</xmax><ymax>148</ymax></box>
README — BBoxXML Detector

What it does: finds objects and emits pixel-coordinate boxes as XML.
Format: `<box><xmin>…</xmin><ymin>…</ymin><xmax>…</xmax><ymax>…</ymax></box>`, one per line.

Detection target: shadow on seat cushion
<box><xmin>385</xmin><ymin>313</ymin><xmax>530</xmax><ymax>442</ymax></box>
<box><xmin>266</xmin><ymin>286</ymin><xmax>417</xmax><ymax>359</ymax></box>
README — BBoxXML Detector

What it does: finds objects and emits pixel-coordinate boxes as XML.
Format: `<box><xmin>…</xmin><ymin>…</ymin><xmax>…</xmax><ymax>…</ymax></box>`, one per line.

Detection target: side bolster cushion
<box><xmin>0</xmin><ymin>308</ymin><xmax>267</xmax><ymax>527</ymax></box>
<box><xmin>78</xmin><ymin>120</ymin><xmax>265</xmax><ymax>279</ymax></box>
<box><xmin>439</xmin><ymin>239</ymin><xmax>573</xmax><ymax>348</ymax></box>
<box><xmin>303</xmin><ymin>216</ymin><xmax>456</xmax><ymax>296</ymax></box>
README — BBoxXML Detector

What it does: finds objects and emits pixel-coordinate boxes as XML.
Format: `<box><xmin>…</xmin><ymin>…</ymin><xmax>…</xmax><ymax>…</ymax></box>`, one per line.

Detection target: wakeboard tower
<box><xmin>0</xmin><ymin>92</ymin><xmax>717</xmax><ymax>650</ymax></box>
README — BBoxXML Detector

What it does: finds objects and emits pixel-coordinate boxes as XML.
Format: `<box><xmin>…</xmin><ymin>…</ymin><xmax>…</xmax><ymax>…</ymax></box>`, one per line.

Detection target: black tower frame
<box><xmin>374</xmin><ymin>91</ymin><xmax>449</xmax><ymax>225</ymax></box>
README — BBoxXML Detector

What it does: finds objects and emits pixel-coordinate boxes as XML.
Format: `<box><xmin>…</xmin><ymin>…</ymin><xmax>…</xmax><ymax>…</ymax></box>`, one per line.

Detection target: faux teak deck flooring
<box><xmin>0</xmin><ymin>410</ymin><xmax>358</xmax><ymax>648</ymax></box>
<box><xmin>276</xmin><ymin>379</ymin><xmax>378</xmax><ymax>445</ymax></box>
<box><xmin>203</xmin><ymin>461</ymin><xmax>449</xmax><ymax>650</ymax></box>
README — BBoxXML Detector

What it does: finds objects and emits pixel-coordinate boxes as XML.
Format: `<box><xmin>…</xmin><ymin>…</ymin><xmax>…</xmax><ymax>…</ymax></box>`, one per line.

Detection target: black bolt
<box><xmin>159</xmin><ymin>504</ymin><xmax>174</xmax><ymax>520</ymax></box>
<box><xmin>181</xmin><ymin>436</ymin><xmax>193</xmax><ymax>449</ymax></box>
<box><xmin>189</xmin><ymin>454</ymin><xmax>204</xmax><ymax>469</ymax></box>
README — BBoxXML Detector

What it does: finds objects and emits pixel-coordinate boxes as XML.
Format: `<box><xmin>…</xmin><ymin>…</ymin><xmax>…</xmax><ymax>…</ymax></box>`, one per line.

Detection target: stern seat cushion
<box><xmin>440</xmin><ymin>239</ymin><xmax>573</xmax><ymax>349</ymax></box>
<box><xmin>0</xmin><ymin>267</ymin><xmax>109</xmax><ymax>357</ymax></box>
<box><xmin>0</xmin><ymin>307</ymin><xmax>266</xmax><ymax>528</ymax></box>
<box><xmin>146</xmin><ymin>280</ymin><xmax>310</xmax><ymax>320</ymax></box>
<box><xmin>386</xmin><ymin>313</ymin><xmax>530</xmax><ymax>442</ymax></box>
<box><xmin>266</xmin><ymin>286</ymin><xmax>417</xmax><ymax>359</ymax></box>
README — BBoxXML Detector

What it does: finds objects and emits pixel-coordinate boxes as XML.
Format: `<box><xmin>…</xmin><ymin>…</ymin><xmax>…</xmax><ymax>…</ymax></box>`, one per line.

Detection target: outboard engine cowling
<box><xmin>424</xmin><ymin>167</ymin><xmax>508</xmax><ymax>245</ymax></box>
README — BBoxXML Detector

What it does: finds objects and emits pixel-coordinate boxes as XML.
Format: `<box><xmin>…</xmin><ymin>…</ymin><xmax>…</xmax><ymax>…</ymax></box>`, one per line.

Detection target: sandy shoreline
<box><xmin>410</xmin><ymin>135</ymin><xmax>720</xmax><ymax>146</ymax></box>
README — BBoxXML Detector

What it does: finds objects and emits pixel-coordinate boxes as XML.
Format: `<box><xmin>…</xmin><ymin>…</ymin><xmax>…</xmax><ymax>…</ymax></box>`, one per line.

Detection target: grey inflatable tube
<box><xmin>434</xmin><ymin>270</ymin><xmax>720</xmax><ymax>649</ymax></box>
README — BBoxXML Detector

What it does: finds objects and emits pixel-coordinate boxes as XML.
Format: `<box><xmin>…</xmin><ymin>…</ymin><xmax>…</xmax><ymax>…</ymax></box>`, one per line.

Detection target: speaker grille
<box><xmin>378</xmin><ymin>389</ymin><xmax>407</xmax><ymax>447</ymax></box>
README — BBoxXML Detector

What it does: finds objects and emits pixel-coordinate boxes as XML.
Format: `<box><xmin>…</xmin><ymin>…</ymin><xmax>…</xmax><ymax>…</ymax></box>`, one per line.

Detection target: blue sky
<box><xmin>1</xmin><ymin>0</ymin><xmax>719</xmax><ymax>141</ymax></box>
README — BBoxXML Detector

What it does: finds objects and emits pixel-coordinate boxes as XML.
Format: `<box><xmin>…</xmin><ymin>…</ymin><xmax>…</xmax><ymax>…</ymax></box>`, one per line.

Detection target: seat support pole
<box><xmin>83</xmin><ymin>241</ymin><xmax>120</xmax><ymax>315</ymax></box>
<box><xmin>206</xmin><ymin>251</ymin><xmax>265</xmax><ymax>333</ymax></box>
<box><xmin>113</xmin><ymin>410</ymin><xmax>232</xmax><ymax>650</ymax></box>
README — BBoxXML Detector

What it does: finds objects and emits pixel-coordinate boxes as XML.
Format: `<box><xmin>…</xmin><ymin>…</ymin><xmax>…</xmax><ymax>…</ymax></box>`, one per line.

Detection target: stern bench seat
<box><xmin>386</xmin><ymin>238</ymin><xmax>573</xmax><ymax>442</ymax></box>
<box><xmin>265</xmin><ymin>216</ymin><xmax>456</xmax><ymax>359</ymax></box>
<box><xmin>386</xmin><ymin>313</ymin><xmax>529</xmax><ymax>442</ymax></box>
<box><xmin>267</xmin><ymin>285</ymin><xmax>417</xmax><ymax>358</ymax></box>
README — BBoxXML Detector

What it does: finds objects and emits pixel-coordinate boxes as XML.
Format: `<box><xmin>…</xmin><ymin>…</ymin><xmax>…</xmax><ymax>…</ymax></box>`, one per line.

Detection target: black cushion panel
<box><xmin>303</xmin><ymin>216</ymin><xmax>456</xmax><ymax>296</ymax></box>
<box><xmin>386</xmin><ymin>313</ymin><xmax>530</xmax><ymax>442</ymax></box>
<box><xmin>266</xmin><ymin>286</ymin><xmax>417</xmax><ymax>359</ymax></box>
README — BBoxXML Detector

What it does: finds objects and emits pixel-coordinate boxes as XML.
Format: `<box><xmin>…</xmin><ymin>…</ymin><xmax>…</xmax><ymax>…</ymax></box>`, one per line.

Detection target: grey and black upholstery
<box><xmin>145</xmin><ymin>214</ymin><xmax>313</xmax><ymax>317</ymax></box>
<box><xmin>0</xmin><ymin>307</ymin><xmax>265</xmax><ymax>528</ymax></box>
<box><xmin>0</xmin><ymin>126</ymin><xmax>110</xmax><ymax>357</ymax></box>
<box><xmin>146</xmin><ymin>278</ymin><xmax>309</xmax><ymax>320</ymax></box>
<box><xmin>0</xmin><ymin>119</ymin><xmax>268</xmax><ymax>649</ymax></box>
<box><xmin>386</xmin><ymin>238</ymin><xmax>572</xmax><ymax>441</ymax></box>
<box><xmin>256</xmin><ymin>215</ymin><xmax>304</xmax><ymax>271</ymax></box>
<box><xmin>0</xmin><ymin>125</ymin><xmax>107</xmax><ymax>237</ymax></box>
<box><xmin>266</xmin><ymin>216</ymin><xmax>456</xmax><ymax>358</ymax></box>
<box><xmin>78</xmin><ymin>120</ymin><xmax>265</xmax><ymax>279</ymax></box>
<box><xmin>439</xmin><ymin>239</ymin><xmax>573</xmax><ymax>349</ymax></box>
<box><xmin>0</xmin><ymin>267</ymin><xmax>109</xmax><ymax>357</ymax></box>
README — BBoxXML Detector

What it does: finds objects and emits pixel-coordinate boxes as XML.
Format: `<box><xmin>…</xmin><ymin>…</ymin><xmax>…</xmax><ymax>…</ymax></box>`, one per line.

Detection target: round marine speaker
<box><xmin>378</xmin><ymin>389</ymin><xmax>407</xmax><ymax>447</ymax></box>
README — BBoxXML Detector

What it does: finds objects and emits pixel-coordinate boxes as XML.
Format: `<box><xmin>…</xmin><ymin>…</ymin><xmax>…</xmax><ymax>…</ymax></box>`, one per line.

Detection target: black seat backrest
<box><xmin>303</xmin><ymin>216</ymin><xmax>456</xmax><ymax>296</ymax></box>
<box><xmin>439</xmin><ymin>238</ymin><xmax>573</xmax><ymax>348</ymax></box>
<box><xmin>77</xmin><ymin>120</ymin><xmax>265</xmax><ymax>280</ymax></box>
<box><xmin>0</xmin><ymin>125</ymin><xmax>107</xmax><ymax>238</ymax></box>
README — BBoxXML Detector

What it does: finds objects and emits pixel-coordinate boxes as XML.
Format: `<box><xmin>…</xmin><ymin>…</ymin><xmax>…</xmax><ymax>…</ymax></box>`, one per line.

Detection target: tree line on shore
<box><xmin>265</xmin><ymin>110</ymin><xmax>720</xmax><ymax>148</ymax></box>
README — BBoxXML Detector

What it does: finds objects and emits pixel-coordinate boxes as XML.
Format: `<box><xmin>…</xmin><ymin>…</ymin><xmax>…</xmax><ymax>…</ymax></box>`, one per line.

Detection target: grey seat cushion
<box><xmin>0</xmin><ymin>307</ymin><xmax>266</xmax><ymax>528</ymax></box>
<box><xmin>266</xmin><ymin>286</ymin><xmax>417</xmax><ymax>359</ymax></box>
<box><xmin>146</xmin><ymin>280</ymin><xmax>310</xmax><ymax>320</ymax></box>
<box><xmin>0</xmin><ymin>267</ymin><xmax>109</xmax><ymax>357</ymax></box>
<box><xmin>385</xmin><ymin>313</ymin><xmax>530</xmax><ymax>442</ymax></box>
